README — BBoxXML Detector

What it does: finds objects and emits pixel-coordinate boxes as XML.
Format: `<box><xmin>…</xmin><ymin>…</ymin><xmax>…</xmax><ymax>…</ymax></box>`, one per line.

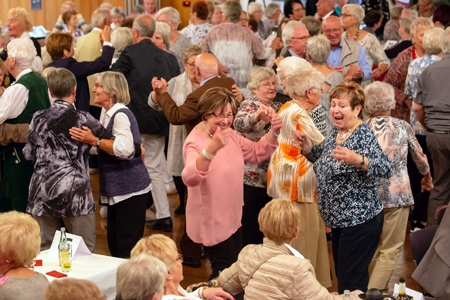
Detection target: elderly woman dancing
<box><xmin>219</xmin><ymin>199</ymin><xmax>362</xmax><ymax>299</ymax></box>
<box><xmin>0</xmin><ymin>211</ymin><xmax>49</xmax><ymax>300</ymax></box>
<box><xmin>233</xmin><ymin>66</ymin><xmax>284</xmax><ymax>247</ymax></box>
<box><xmin>182</xmin><ymin>87</ymin><xmax>280</xmax><ymax>279</ymax></box>
<box><xmin>307</xmin><ymin>34</ymin><xmax>344</xmax><ymax>135</ymax></box>
<box><xmin>341</xmin><ymin>4</ymin><xmax>390</xmax><ymax>84</ymax></box>
<box><xmin>298</xmin><ymin>82</ymin><xmax>392</xmax><ymax>293</ymax></box>
<box><xmin>267</xmin><ymin>68</ymin><xmax>331</xmax><ymax>287</ymax></box>
<box><xmin>365</xmin><ymin>82</ymin><xmax>433</xmax><ymax>290</ymax></box>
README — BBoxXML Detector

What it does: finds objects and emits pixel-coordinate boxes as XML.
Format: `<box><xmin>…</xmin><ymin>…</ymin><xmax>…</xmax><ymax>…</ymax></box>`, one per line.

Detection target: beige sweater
<box><xmin>219</xmin><ymin>239</ymin><xmax>357</xmax><ymax>300</ymax></box>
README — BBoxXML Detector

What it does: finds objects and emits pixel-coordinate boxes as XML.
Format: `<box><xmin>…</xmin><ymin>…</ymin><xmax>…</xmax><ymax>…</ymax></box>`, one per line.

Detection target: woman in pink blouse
<box><xmin>182</xmin><ymin>87</ymin><xmax>281</xmax><ymax>280</ymax></box>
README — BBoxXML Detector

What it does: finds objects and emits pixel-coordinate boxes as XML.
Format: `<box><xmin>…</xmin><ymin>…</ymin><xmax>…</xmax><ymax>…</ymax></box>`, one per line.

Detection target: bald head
<box><xmin>195</xmin><ymin>53</ymin><xmax>218</xmax><ymax>81</ymax></box>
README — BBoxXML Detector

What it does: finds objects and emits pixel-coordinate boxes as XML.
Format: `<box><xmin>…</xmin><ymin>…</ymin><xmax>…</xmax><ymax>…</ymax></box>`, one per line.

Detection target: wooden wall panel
<box><xmin>1</xmin><ymin>0</ymin><xmax>125</xmax><ymax>33</ymax></box>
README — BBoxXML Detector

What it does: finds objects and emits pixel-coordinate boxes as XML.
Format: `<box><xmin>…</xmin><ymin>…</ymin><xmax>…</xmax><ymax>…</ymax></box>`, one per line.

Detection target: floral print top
<box><xmin>306</xmin><ymin>123</ymin><xmax>392</xmax><ymax>228</ymax></box>
<box><xmin>366</xmin><ymin>116</ymin><xmax>429</xmax><ymax>208</ymax></box>
<box><xmin>404</xmin><ymin>54</ymin><xmax>442</xmax><ymax>135</ymax></box>
<box><xmin>233</xmin><ymin>95</ymin><xmax>283</xmax><ymax>188</ymax></box>
<box><xmin>180</xmin><ymin>23</ymin><xmax>214</xmax><ymax>45</ymax></box>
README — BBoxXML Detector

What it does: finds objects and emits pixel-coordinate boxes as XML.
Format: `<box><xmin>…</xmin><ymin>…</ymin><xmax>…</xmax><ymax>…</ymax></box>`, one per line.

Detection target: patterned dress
<box><xmin>306</xmin><ymin>123</ymin><xmax>392</xmax><ymax>228</ymax></box>
<box><xmin>404</xmin><ymin>54</ymin><xmax>442</xmax><ymax>136</ymax></box>
<box><xmin>234</xmin><ymin>95</ymin><xmax>283</xmax><ymax>188</ymax></box>
<box><xmin>383</xmin><ymin>46</ymin><xmax>417</xmax><ymax>122</ymax></box>
<box><xmin>180</xmin><ymin>22</ymin><xmax>213</xmax><ymax>45</ymax></box>
<box><xmin>366</xmin><ymin>116</ymin><xmax>429</xmax><ymax>208</ymax></box>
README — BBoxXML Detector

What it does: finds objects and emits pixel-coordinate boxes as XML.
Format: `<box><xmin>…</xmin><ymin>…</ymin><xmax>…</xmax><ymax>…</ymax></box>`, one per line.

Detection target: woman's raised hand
<box><xmin>207</xmin><ymin>126</ymin><xmax>232</xmax><ymax>155</ymax></box>
<box><xmin>254</xmin><ymin>105</ymin><xmax>272</xmax><ymax>123</ymax></box>
<box><xmin>151</xmin><ymin>77</ymin><xmax>168</xmax><ymax>95</ymax></box>
<box><xmin>330</xmin><ymin>145</ymin><xmax>360</xmax><ymax>165</ymax></box>
<box><xmin>269</xmin><ymin>110</ymin><xmax>281</xmax><ymax>135</ymax></box>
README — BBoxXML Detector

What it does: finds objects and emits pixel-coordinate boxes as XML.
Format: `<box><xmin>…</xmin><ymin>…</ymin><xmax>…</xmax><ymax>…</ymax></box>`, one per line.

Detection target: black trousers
<box><xmin>242</xmin><ymin>184</ymin><xmax>272</xmax><ymax>247</ymax></box>
<box><xmin>332</xmin><ymin>211</ymin><xmax>384</xmax><ymax>294</ymax></box>
<box><xmin>107</xmin><ymin>192</ymin><xmax>148</xmax><ymax>258</ymax></box>
<box><xmin>408</xmin><ymin>134</ymin><xmax>433</xmax><ymax>222</ymax></box>
<box><xmin>204</xmin><ymin>227</ymin><xmax>243</xmax><ymax>280</ymax></box>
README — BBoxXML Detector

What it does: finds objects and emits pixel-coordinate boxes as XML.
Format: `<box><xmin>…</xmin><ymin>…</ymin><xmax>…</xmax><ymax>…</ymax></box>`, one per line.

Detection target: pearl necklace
<box><xmin>202</xmin><ymin>122</ymin><xmax>213</xmax><ymax>138</ymax></box>
<box><xmin>345</xmin><ymin>29</ymin><xmax>360</xmax><ymax>41</ymax></box>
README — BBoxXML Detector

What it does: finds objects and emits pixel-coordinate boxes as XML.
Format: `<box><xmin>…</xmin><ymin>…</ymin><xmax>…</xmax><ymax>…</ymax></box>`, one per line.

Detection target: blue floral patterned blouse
<box><xmin>306</xmin><ymin>123</ymin><xmax>392</xmax><ymax>228</ymax></box>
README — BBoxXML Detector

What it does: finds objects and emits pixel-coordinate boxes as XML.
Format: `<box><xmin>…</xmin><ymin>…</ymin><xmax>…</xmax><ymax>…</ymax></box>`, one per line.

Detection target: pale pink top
<box><xmin>182</xmin><ymin>127</ymin><xmax>277</xmax><ymax>246</ymax></box>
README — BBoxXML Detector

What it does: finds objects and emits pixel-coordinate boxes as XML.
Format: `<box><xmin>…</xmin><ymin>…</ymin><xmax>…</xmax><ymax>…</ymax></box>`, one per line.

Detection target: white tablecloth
<box><xmin>36</xmin><ymin>250</ymin><xmax>126</xmax><ymax>300</ymax></box>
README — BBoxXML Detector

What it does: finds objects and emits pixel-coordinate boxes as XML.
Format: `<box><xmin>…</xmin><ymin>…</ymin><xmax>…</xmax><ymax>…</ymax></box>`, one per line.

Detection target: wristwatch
<box><xmin>96</xmin><ymin>138</ymin><xmax>102</xmax><ymax>148</ymax></box>
<box><xmin>359</xmin><ymin>155</ymin><xmax>365</xmax><ymax>168</ymax></box>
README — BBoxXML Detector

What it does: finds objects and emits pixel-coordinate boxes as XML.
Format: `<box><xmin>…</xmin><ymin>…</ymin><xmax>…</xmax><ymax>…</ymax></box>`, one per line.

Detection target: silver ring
<box><xmin>341</xmin><ymin>159</ymin><xmax>345</xmax><ymax>163</ymax></box>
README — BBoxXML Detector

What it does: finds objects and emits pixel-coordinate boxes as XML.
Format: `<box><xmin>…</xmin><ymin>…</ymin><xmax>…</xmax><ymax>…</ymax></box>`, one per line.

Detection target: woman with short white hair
<box><xmin>152</xmin><ymin>22</ymin><xmax>171</xmax><ymax>51</ymax></box>
<box><xmin>404</xmin><ymin>27</ymin><xmax>444</xmax><ymax>231</ymax></box>
<box><xmin>365</xmin><ymin>81</ymin><xmax>432</xmax><ymax>290</ymax></box>
<box><xmin>267</xmin><ymin>68</ymin><xmax>332</xmax><ymax>288</ymax></box>
<box><xmin>307</xmin><ymin>34</ymin><xmax>344</xmax><ymax>135</ymax></box>
<box><xmin>155</xmin><ymin>7</ymin><xmax>192</xmax><ymax>72</ymax></box>
<box><xmin>383</xmin><ymin>5</ymin><xmax>404</xmax><ymax>41</ymax></box>
<box><xmin>341</xmin><ymin>4</ymin><xmax>390</xmax><ymax>83</ymax></box>
<box><xmin>233</xmin><ymin>67</ymin><xmax>284</xmax><ymax>247</ymax></box>
<box><xmin>111</xmin><ymin>27</ymin><xmax>133</xmax><ymax>64</ymax></box>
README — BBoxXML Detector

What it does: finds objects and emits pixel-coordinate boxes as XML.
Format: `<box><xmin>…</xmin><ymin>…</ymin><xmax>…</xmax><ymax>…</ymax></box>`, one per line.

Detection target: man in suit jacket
<box><xmin>316</xmin><ymin>0</ymin><xmax>339</xmax><ymax>21</ymax></box>
<box><xmin>412</xmin><ymin>206</ymin><xmax>450</xmax><ymax>299</ymax></box>
<box><xmin>149</xmin><ymin>53</ymin><xmax>236</xmax><ymax>134</ymax></box>
<box><xmin>74</xmin><ymin>9</ymin><xmax>111</xmax><ymax>119</ymax></box>
<box><xmin>111</xmin><ymin>15</ymin><xmax>180</xmax><ymax>232</ymax></box>
<box><xmin>279</xmin><ymin>21</ymin><xmax>310</xmax><ymax>60</ymax></box>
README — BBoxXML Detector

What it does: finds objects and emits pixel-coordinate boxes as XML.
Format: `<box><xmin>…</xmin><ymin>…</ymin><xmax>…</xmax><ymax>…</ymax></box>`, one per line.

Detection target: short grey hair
<box><xmin>364</xmin><ymin>81</ymin><xmax>395</xmax><ymax>116</ymax></box>
<box><xmin>47</xmin><ymin>68</ymin><xmax>76</xmax><ymax>98</ymax></box>
<box><xmin>307</xmin><ymin>34</ymin><xmax>331</xmax><ymax>64</ymax></box>
<box><xmin>282</xmin><ymin>20</ymin><xmax>305</xmax><ymax>47</ymax></box>
<box><xmin>96</xmin><ymin>71</ymin><xmax>130</xmax><ymax>105</ymax></box>
<box><xmin>155</xmin><ymin>7</ymin><xmax>181</xmax><ymax>27</ymax></box>
<box><xmin>301</xmin><ymin>16</ymin><xmax>322</xmax><ymax>37</ymax></box>
<box><xmin>285</xmin><ymin>68</ymin><xmax>325</xmax><ymax>98</ymax></box>
<box><xmin>399</xmin><ymin>17</ymin><xmax>414</xmax><ymax>34</ymax></box>
<box><xmin>390</xmin><ymin>5</ymin><xmax>404</xmax><ymax>20</ymax></box>
<box><xmin>247</xmin><ymin>67</ymin><xmax>277</xmax><ymax>90</ymax></box>
<box><xmin>115</xmin><ymin>254</ymin><xmax>167</xmax><ymax>300</ymax></box>
<box><xmin>132</xmin><ymin>4</ymin><xmax>145</xmax><ymax>15</ymax></box>
<box><xmin>401</xmin><ymin>8</ymin><xmax>418</xmax><ymax>19</ymax></box>
<box><xmin>343</xmin><ymin>4</ymin><xmax>365</xmax><ymax>25</ymax></box>
<box><xmin>154</xmin><ymin>22</ymin><xmax>171</xmax><ymax>50</ymax></box>
<box><xmin>441</xmin><ymin>27</ymin><xmax>450</xmax><ymax>55</ymax></box>
<box><xmin>111</xmin><ymin>27</ymin><xmax>133</xmax><ymax>52</ymax></box>
<box><xmin>91</xmin><ymin>9</ymin><xmax>110</xmax><ymax>27</ymax></box>
<box><xmin>100</xmin><ymin>3</ymin><xmax>113</xmax><ymax>10</ymax></box>
<box><xmin>278</xmin><ymin>56</ymin><xmax>312</xmax><ymax>77</ymax></box>
<box><xmin>182</xmin><ymin>44</ymin><xmax>204</xmax><ymax>63</ymax></box>
<box><xmin>222</xmin><ymin>0</ymin><xmax>242</xmax><ymax>23</ymax></box>
<box><xmin>111</xmin><ymin>7</ymin><xmax>126</xmax><ymax>18</ymax></box>
<box><xmin>265</xmin><ymin>3</ymin><xmax>280</xmax><ymax>18</ymax></box>
<box><xmin>7</xmin><ymin>38</ymin><xmax>36</xmax><ymax>70</ymax></box>
<box><xmin>248</xmin><ymin>2</ymin><xmax>262</xmax><ymax>15</ymax></box>
<box><xmin>410</xmin><ymin>17</ymin><xmax>433</xmax><ymax>37</ymax></box>
<box><xmin>133</xmin><ymin>15</ymin><xmax>155</xmax><ymax>38</ymax></box>
<box><xmin>423</xmin><ymin>28</ymin><xmax>444</xmax><ymax>55</ymax></box>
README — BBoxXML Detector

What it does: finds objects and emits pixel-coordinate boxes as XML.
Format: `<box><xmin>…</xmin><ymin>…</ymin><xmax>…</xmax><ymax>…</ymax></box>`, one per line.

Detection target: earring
<box><xmin>354</xmin><ymin>115</ymin><xmax>357</xmax><ymax>118</ymax></box>
<box><xmin>5</xmin><ymin>259</ymin><xmax>10</xmax><ymax>263</ymax></box>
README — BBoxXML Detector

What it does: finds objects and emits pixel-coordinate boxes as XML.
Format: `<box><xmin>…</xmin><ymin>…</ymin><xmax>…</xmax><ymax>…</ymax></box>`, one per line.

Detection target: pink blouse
<box><xmin>182</xmin><ymin>127</ymin><xmax>277</xmax><ymax>246</ymax></box>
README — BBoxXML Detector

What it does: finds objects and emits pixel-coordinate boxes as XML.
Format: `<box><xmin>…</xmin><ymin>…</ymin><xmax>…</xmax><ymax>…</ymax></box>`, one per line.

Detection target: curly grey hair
<box><xmin>277</xmin><ymin>56</ymin><xmax>312</xmax><ymax>77</ymax></box>
<box><xmin>410</xmin><ymin>17</ymin><xmax>433</xmax><ymax>37</ymax></box>
<box><xmin>155</xmin><ymin>7</ymin><xmax>181</xmax><ymax>28</ymax></box>
<box><xmin>364</xmin><ymin>81</ymin><xmax>395</xmax><ymax>116</ymax></box>
<box><xmin>285</xmin><ymin>68</ymin><xmax>324</xmax><ymax>98</ymax></box>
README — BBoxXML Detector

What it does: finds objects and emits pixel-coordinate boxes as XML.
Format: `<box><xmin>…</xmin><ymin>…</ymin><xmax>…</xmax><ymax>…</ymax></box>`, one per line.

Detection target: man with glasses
<box><xmin>280</xmin><ymin>21</ymin><xmax>310</xmax><ymax>60</ymax></box>
<box><xmin>323</xmin><ymin>16</ymin><xmax>372</xmax><ymax>84</ymax></box>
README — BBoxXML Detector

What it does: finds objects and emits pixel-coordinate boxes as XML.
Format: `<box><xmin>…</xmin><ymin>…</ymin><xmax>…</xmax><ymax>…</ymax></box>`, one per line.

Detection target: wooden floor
<box><xmin>90</xmin><ymin>173</ymin><xmax>419</xmax><ymax>294</ymax></box>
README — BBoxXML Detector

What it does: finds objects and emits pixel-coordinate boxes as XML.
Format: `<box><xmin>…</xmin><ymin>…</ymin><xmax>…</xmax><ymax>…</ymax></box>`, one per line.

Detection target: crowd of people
<box><xmin>1</xmin><ymin>0</ymin><xmax>450</xmax><ymax>299</ymax></box>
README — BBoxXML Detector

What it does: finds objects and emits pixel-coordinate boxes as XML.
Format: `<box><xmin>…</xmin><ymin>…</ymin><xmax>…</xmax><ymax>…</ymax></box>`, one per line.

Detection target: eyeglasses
<box><xmin>290</xmin><ymin>36</ymin><xmax>309</xmax><ymax>41</ymax></box>
<box><xmin>240</xmin><ymin>18</ymin><xmax>249</xmax><ymax>22</ymax></box>
<box><xmin>94</xmin><ymin>83</ymin><xmax>104</xmax><ymax>89</ymax></box>
<box><xmin>260</xmin><ymin>81</ymin><xmax>278</xmax><ymax>88</ymax></box>
<box><xmin>340</xmin><ymin>13</ymin><xmax>354</xmax><ymax>18</ymax></box>
<box><xmin>185</xmin><ymin>62</ymin><xmax>196</xmax><ymax>68</ymax></box>
<box><xmin>323</xmin><ymin>28</ymin><xmax>342</xmax><ymax>34</ymax></box>
<box><xmin>213</xmin><ymin>112</ymin><xmax>234</xmax><ymax>120</ymax></box>
<box><xmin>175</xmin><ymin>253</ymin><xmax>183</xmax><ymax>263</ymax></box>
